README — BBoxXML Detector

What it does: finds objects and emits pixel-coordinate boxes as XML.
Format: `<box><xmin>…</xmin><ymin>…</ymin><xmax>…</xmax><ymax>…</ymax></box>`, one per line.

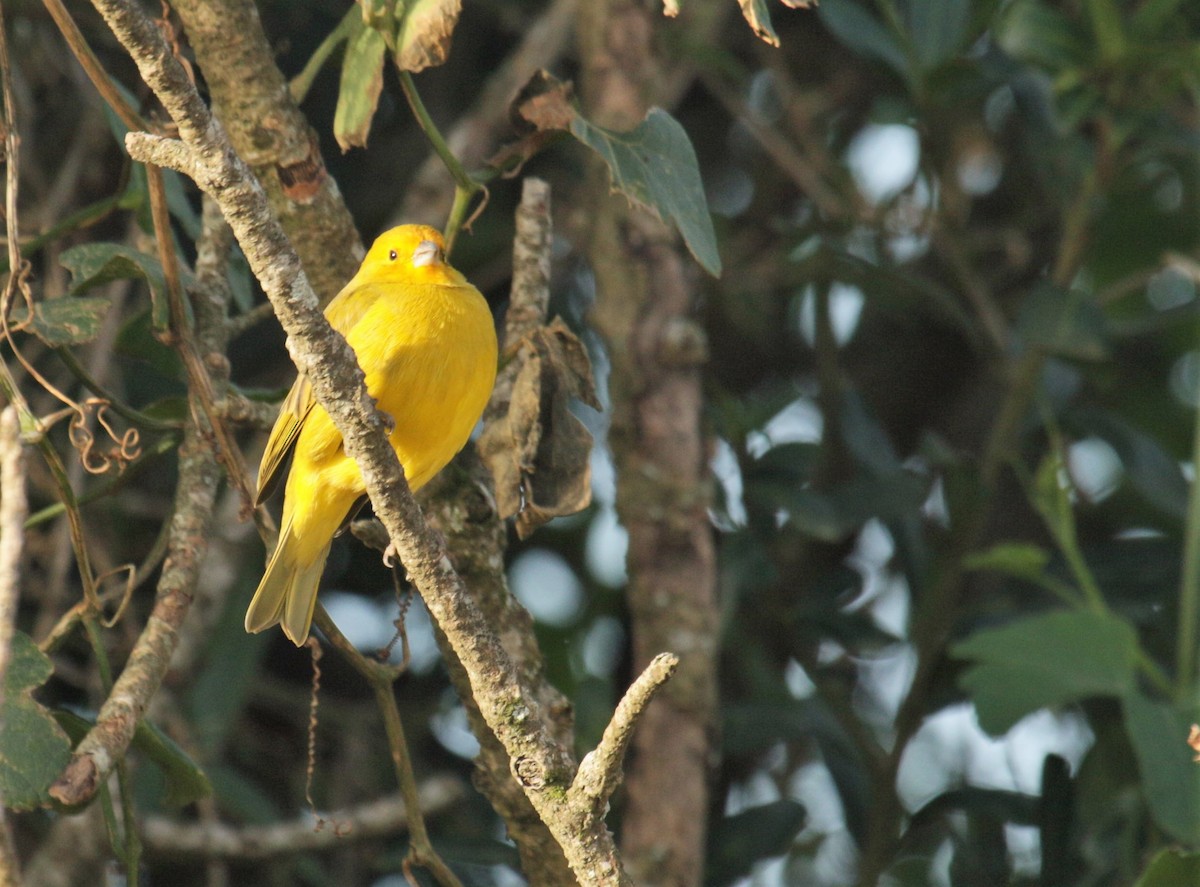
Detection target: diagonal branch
<box><xmin>83</xmin><ymin>2</ymin><xmax>678</xmax><ymax>883</ymax></box>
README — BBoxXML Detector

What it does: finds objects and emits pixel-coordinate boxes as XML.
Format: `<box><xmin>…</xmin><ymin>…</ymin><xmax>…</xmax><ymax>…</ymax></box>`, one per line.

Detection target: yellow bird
<box><xmin>245</xmin><ymin>225</ymin><xmax>498</xmax><ymax>645</ymax></box>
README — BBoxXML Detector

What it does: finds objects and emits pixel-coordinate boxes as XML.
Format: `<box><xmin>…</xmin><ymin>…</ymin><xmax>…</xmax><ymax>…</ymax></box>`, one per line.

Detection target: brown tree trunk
<box><xmin>578</xmin><ymin>5</ymin><xmax>719</xmax><ymax>885</ymax></box>
<box><xmin>171</xmin><ymin>0</ymin><xmax>362</xmax><ymax>304</ymax></box>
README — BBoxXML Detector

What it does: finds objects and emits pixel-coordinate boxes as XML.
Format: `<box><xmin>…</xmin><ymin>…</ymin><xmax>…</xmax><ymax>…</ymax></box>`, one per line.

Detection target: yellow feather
<box><xmin>245</xmin><ymin>225</ymin><xmax>498</xmax><ymax>645</ymax></box>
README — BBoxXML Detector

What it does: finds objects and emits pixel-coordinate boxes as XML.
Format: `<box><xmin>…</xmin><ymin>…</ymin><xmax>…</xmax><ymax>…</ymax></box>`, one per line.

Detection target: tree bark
<box><xmin>578</xmin><ymin>4</ymin><xmax>719</xmax><ymax>885</ymax></box>
<box><xmin>171</xmin><ymin>0</ymin><xmax>362</xmax><ymax>304</ymax></box>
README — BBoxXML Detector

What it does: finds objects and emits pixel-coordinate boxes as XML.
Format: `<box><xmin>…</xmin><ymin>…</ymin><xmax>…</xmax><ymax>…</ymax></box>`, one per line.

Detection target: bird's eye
<box><xmin>388</xmin><ymin>249</ymin><xmax>398</xmax><ymax>261</ymax></box>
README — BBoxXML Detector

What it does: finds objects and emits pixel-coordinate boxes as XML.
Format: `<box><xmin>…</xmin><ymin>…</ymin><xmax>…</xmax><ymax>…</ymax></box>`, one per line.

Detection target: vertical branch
<box><xmin>578</xmin><ymin>4</ymin><xmax>719</xmax><ymax>884</ymax></box>
<box><xmin>311</xmin><ymin>608</ymin><xmax>464</xmax><ymax>887</ymax></box>
<box><xmin>0</xmin><ymin>406</ymin><xmax>25</xmax><ymax>887</ymax></box>
<box><xmin>0</xmin><ymin>406</ymin><xmax>24</xmax><ymax>698</ymax></box>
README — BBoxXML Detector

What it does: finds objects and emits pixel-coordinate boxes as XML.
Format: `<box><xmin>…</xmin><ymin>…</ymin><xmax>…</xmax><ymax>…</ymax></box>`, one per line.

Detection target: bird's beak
<box><xmin>412</xmin><ymin>240</ymin><xmax>442</xmax><ymax>268</ymax></box>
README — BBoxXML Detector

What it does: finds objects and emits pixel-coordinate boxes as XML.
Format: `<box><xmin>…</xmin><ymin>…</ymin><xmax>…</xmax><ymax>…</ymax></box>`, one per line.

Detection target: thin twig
<box><xmin>395</xmin><ymin>71</ymin><xmax>479</xmax><ymax>253</ymax></box>
<box><xmin>0</xmin><ymin>406</ymin><xmax>26</xmax><ymax>700</ymax></box>
<box><xmin>399</xmin><ymin>0</ymin><xmax>578</xmax><ymax>228</ymax></box>
<box><xmin>142</xmin><ymin>779</ymin><xmax>463</xmax><ymax>860</ymax></box>
<box><xmin>312</xmin><ymin>607</ymin><xmax>462</xmax><ymax>887</ymax></box>
<box><xmin>0</xmin><ymin>25</ymin><xmax>42</xmax><ymax>766</ymax></box>
<box><xmin>573</xmin><ymin>653</ymin><xmax>678</xmax><ymax>809</ymax></box>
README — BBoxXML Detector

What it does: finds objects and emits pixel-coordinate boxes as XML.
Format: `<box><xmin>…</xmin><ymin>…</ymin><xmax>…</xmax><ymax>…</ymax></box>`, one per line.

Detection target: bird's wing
<box><xmin>255</xmin><ymin>374</ymin><xmax>314</xmax><ymax>505</ymax></box>
<box><xmin>254</xmin><ymin>281</ymin><xmax>386</xmax><ymax>505</ymax></box>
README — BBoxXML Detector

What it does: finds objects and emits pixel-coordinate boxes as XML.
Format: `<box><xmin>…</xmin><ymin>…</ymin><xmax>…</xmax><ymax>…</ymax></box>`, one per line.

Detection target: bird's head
<box><xmin>360</xmin><ymin>225</ymin><xmax>460</xmax><ymax>283</ymax></box>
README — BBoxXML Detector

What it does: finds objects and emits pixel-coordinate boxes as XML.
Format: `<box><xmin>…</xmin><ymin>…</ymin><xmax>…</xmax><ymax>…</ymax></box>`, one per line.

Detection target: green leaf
<box><xmin>570</xmin><ymin>109</ymin><xmax>722</xmax><ymax>276</ymax></box>
<box><xmin>1017</xmin><ymin>282</ymin><xmax>1109</xmax><ymax>361</ymax></box>
<box><xmin>906</xmin><ymin>0</ymin><xmax>972</xmax><ymax>69</ymax></box>
<box><xmin>1122</xmin><ymin>692</ymin><xmax>1200</xmax><ymax>842</ymax></box>
<box><xmin>135</xmin><ymin>720</ymin><xmax>212</xmax><ymax>807</ymax></box>
<box><xmin>334</xmin><ymin>19</ymin><xmax>388</xmax><ymax>152</ymax></box>
<box><xmin>788</xmin><ymin>243</ymin><xmax>974</xmax><ymax>336</ymax></box>
<box><xmin>115</xmin><ymin>309</ymin><xmax>185</xmax><ymax>380</ymax></box>
<box><xmin>1085</xmin><ymin>0</ymin><xmax>1126</xmax><ymax>60</ymax></box>
<box><xmin>289</xmin><ymin>5</ymin><xmax>360</xmax><ymax>103</ymax></box>
<box><xmin>954</xmin><ymin>611</ymin><xmax>1140</xmax><ymax>734</ymax></box>
<box><xmin>7</xmin><ymin>296</ymin><xmax>114</xmax><ymax>347</ymax></box>
<box><xmin>963</xmin><ymin>542</ymin><xmax>1052</xmax><ymax>581</ymax></box>
<box><xmin>1135</xmin><ymin>849</ymin><xmax>1200</xmax><ymax>887</ymax></box>
<box><xmin>994</xmin><ymin>0</ymin><xmax>1091</xmax><ymax>72</ymax></box>
<box><xmin>818</xmin><ymin>0</ymin><xmax>908</xmax><ymax>75</ymax></box>
<box><xmin>0</xmin><ymin>632</ymin><xmax>72</xmax><ymax>810</ymax></box>
<box><xmin>138</xmin><ymin>396</ymin><xmax>190</xmax><ymax>424</ymax></box>
<box><xmin>60</xmin><ymin>242</ymin><xmax>182</xmax><ymax>337</ymax></box>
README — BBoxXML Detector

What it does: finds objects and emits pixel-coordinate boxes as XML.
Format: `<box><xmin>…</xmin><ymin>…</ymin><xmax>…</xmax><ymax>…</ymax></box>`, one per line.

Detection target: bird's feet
<box><xmin>383</xmin><ymin>540</ymin><xmax>399</xmax><ymax>569</ymax></box>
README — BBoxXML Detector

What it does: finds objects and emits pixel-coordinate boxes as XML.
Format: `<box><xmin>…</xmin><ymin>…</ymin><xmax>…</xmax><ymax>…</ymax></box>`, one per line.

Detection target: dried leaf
<box><xmin>739</xmin><ymin>0</ymin><xmax>818</xmax><ymax>46</ymax></box>
<box><xmin>510</xmin><ymin>70</ymin><xmax>576</xmax><ymax>134</ymax></box>
<box><xmin>480</xmin><ymin>319</ymin><xmax>600</xmax><ymax>539</ymax></box>
<box><xmin>334</xmin><ymin>18</ymin><xmax>388</xmax><ymax>151</ymax></box>
<box><xmin>395</xmin><ymin>0</ymin><xmax>462</xmax><ymax>72</ymax></box>
<box><xmin>740</xmin><ymin>0</ymin><xmax>782</xmax><ymax>46</ymax></box>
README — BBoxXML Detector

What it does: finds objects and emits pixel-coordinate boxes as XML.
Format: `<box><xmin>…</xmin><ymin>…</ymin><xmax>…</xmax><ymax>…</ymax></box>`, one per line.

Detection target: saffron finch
<box><xmin>245</xmin><ymin>225</ymin><xmax>498</xmax><ymax>645</ymax></box>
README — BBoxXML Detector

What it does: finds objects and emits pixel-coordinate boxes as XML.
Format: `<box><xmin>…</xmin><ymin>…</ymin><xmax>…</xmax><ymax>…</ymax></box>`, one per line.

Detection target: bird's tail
<box><xmin>244</xmin><ymin>515</ymin><xmax>330</xmax><ymax>646</ymax></box>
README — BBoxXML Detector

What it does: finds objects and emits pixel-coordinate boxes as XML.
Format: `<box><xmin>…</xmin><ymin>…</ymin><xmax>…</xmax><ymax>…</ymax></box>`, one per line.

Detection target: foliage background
<box><xmin>5</xmin><ymin>0</ymin><xmax>1200</xmax><ymax>885</ymax></box>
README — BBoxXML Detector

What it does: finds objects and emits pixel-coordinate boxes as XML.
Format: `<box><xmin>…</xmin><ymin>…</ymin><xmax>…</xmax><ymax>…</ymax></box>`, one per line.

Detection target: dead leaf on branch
<box><xmin>394</xmin><ymin>0</ymin><xmax>462</xmax><ymax>72</ymax></box>
<box><xmin>738</xmin><ymin>0</ymin><xmax>818</xmax><ymax>48</ymax></box>
<box><xmin>509</xmin><ymin>70</ymin><xmax>576</xmax><ymax>134</ymax></box>
<box><xmin>480</xmin><ymin>318</ymin><xmax>600</xmax><ymax>539</ymax></box>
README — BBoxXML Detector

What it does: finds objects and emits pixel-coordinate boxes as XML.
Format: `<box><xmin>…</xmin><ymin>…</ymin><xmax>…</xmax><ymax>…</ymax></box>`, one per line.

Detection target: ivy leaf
<box><xmin>334</xmin><ymin>18</ymin><xmax>388</xmax><ymax>151</ymax></box>
<box><xmin>6</xmin><ymin>296</ymin><xmax>114</xmax><ymax>347</ymax></box>
<box><xmin>60</xmin><ymin>242</ymin><xmax>186</xmax><ymax>337</ymax></box>
<box><xmin>510</xmin><ymin>72</ymin><xmax>722</xmax><ymax>276</ymax></box>
<box><xmin>0</xmin><ymin>632</ymin><xmax>72</xmax><ymax>810</ymax></box>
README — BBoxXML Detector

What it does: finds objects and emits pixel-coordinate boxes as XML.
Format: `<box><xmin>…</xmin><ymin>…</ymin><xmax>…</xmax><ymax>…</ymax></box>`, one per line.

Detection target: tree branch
<box><xmin>573</xmin><ymin>652</ymin><xmax>679</xmax><ymax>809</ymax></box>
<box><xmin>87</xmin><ymin>2</ymin><xmax>670</xmax><ymax>882</ymax></box>
<box><xmin>142</xmin><ymin>779</ymin><xmax>463</xmax><ymax>861</ymax></box>
<box><xmin>49</xmin><ymin>410</ymin><xmax>223</xmax><ymax>806</ymax></box>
